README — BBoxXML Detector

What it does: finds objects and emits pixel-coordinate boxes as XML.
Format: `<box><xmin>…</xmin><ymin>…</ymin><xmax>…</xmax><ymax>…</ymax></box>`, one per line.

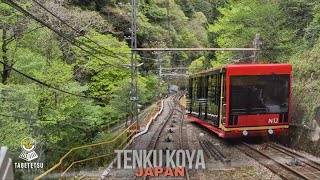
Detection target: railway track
<box><xmin>237</xmin><ymin>142</ymin><xmax>320</xmax><ymax>180</ymax></box>
<box><xmin>199</xmin><ymin>140</ymin><xmax>231</xmax><ymax>167</ymax></box>
<box><xmin>147</xmin><ymin>95</ymin><xmax>176</xmax><ymax>151</ymax></box>
<box><xmin>142</xmin><ymin>93</ymin><xmax>190</xmax><ymax>180</ymax></box>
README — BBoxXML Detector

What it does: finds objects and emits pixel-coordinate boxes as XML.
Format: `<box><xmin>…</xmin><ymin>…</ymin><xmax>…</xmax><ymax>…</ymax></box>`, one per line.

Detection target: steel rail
<box><xmin>269</xmin><ymin>142</ymin><xmax>320</xmax><ymax>167</ymax></box>
<box><xmin>149</xmin><ymin>95</ymin><xmax>176</xmax><ymax>151</ymax></box>
<box><xmin>176</xmin><ymin>94</ymin><xmax>190</xmax><ymax>180</ymax></box>
<box><xmin>268</xmin><ymin>142</ymin><xmax>320</xmax><ymax>171</ymax></box>
<box><xmin>200</xmin><ymin>140</ymin><xmax>219</xmax><ymax>161</ymax></box>
<box><xmin>241</xmin><ymin>142</ymin><xmax>311</xmax><ymax>180</ymax></box>
<box><xmin>142</xmin><ymin>93</ymin><xmax>189</xmax><ymax>180</ymax></box>
<box><xmin>199</xmin><ymin>140</ymin><xmax>214</xmax><ymax>160</ymax></box>
<box><xmin>141</xmin><ymin>96</ymin><xmax>176</xmax><ymax>180</ymax></box>
<box><xmin>204</xmin><ymin>141</ymin><xmax>229</xmax><ymax>164</ymax></box>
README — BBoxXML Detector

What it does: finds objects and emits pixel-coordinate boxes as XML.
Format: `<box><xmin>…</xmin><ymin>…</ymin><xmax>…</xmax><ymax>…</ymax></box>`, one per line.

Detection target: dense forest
<box><xmin>0</xmin><ymin>0</ymin><xmax>320</xmax><ymax>176</ymax></box>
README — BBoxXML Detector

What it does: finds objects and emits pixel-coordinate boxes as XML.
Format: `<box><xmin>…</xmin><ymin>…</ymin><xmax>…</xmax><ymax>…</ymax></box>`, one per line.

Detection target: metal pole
<box><xmin>130</xmin><ymin>0</ymin><xmax>139</xmax><ymax>130</ymax></box>
<box><xmin>132</xmin><ymin>48</ymin><xmax>260</xmax><ymax>51</ymax></box>
<box><xmin>157</xmin><ymin>52</ymin><xmax>162</xmax><ymax>102</ymax></box>
<box><xmin>253</xmin><ymin>34</ymin><xmax>261</xmax><ymax>63</ymax></box>
<box><xmin>167</xmin><ymin>0</ymin><xmax>171</xmax><ymax>44</ymax></box>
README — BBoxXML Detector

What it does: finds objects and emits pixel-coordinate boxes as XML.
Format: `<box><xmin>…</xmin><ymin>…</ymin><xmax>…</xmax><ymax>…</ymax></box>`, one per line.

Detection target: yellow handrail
<box><xmin>35</xmin><ymin>122</ymin><xmax>137</xmax><ymax>180</ymax></box>
<box><xmin>61</xmin><ymin>129</ymin><xmax>134</xmax><ymax>177</ymax></box>
<box><xmin>35</xmin><ymin>103</ymin><xmax>160</xmax><ymax>180</ymax></box>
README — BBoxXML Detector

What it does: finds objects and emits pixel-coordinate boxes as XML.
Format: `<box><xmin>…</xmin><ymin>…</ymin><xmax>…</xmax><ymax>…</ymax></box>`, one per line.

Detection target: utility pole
<box><xmin>166</xmin><ymin>0</ymin><xmax>172</xmax><ymax>93</ymax></box>
<box><xmin>253</xmin><ymin>34</ymin><xmax>261</xmax><ymax>63</ymax></box>
<box><xmin>166</xmin><ymin>0</ymin><xmax>171</xmax><ymax>44</ymax></box>
<box><xmin>130</xmin><ymin>0</ymin><xmax>139</xmax><ymax>130</ymax></box>
<box><xmin>157</xmin><ymin>52</ymin><xmax>162</xmax><ymax>102</ymax></box>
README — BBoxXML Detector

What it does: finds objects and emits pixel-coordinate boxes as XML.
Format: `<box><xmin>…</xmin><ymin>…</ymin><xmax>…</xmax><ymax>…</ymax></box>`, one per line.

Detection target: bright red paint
<box><xmin>188</xmin><ymin>63</ymin><xmax>292</xmax><ymax>138</ymax></box>
<box><xmin>225</xmin><ymin>63</ymin><xmax>292</xmax><ymax>128</ymax></box>
<box><xmin>236</xmin><ymin>114</ymin><xmax>280</xmax><ymax>127</ymax></box>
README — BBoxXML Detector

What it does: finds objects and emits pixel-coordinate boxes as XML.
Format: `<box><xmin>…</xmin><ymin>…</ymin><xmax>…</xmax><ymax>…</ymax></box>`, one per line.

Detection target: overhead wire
<box><xmin>0</xmin><ymin>113</ymin><xmax>96</xmax><ymax>131</ymax></box>
<box><xmin>0</xmin><ymin>113</ymin><xmax>39</xmax><ymax>121</ymax></box>
<box><xmin>2</xmin><ymin>0</ymin><xmax>128</xmax><ymax>69</ymax></box>
<box><xmin>0</xmin><ymin>0</ymin><xmax>157</xmax><ymax>99</ymax></box>
<box><xmin>30</xmin><ymin>0</ymin><xmax>128</xmax><ymax>63</ymax></box>
<box><xmin>0</xmin><ymin>1</ymin><xmax>146</xmax><ymax>124</ymax></box>
<box><xmin>0</xmin><ymin>60</ymin><xmax>97</xmax><ymax>99</ymax></box>
<box><xmin>0</xmin><ymin>98</ymin><xmax>25</xmax><ymax>101</ymax></box>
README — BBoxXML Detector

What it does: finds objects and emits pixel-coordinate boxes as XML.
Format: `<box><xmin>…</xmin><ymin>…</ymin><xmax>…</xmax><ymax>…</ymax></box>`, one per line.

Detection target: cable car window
<box><xmin>230</xmin><ymin>75</ymin><xmax>290</xmax><ymax>115</ymax></box>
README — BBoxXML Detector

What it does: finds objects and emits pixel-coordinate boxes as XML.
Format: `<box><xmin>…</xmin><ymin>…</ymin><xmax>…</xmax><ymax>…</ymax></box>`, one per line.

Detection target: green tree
<box><xmin>74</xmin><ymin>31</ymin><xmax>131</xmax><ymax>101</ymax></box>
<box><xmin>279</xmin><ymin>0</ymin><xmax>315</xmax><ymax>38</ymax></box>
<box><xmin>304</xmin><ymin>4</ymin><xmax>320</xmax><ymax>48</ymax></box>
<box><xmin>209</xmin><ymin>0</ymin><xmax>296</xmax><ymax>63</ymax></box>
<box><xmin>290</xmin><ymin>40</ymin><xmax>320</xmax><ymax>128</ymax></box>
<box><xmin>0</xmin><ymin>2</ymin><xmax>27</xmax><ymax>84</ymax></box>
<box><xmin>189</xmin><ymin>56</ymin><xmax>204</xmax><ymax>73</ymax></box>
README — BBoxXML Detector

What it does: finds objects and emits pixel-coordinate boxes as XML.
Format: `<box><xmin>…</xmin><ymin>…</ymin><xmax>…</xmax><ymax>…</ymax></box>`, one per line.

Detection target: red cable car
<box><xmin>187</xmin><ymin>64</ymin><xmax>292</xmax><ymax>138</ymax></box>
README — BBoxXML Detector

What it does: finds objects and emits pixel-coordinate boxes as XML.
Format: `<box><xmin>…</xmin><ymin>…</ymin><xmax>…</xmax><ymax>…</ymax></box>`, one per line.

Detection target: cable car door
<box><xmin>219</xmin><ymin>73</ymin><xmax>226</xmax><ymax>128</ymax></box>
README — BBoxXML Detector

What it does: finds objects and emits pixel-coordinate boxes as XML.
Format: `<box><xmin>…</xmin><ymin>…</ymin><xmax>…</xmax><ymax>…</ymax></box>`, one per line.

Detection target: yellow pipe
<box><xmin>62</xmin><ymin>132</ymin><xmax>134</xmax><ymax>178</ymax></box>
<box><xmin>61</xmin><ymin>153</ymin><xmax>115</xmax><ymax>177</ymax></box>
<box><xmin>35</xmin><ymin>122</ymin><xmax>138</xmax><ymax>180</ymax></box>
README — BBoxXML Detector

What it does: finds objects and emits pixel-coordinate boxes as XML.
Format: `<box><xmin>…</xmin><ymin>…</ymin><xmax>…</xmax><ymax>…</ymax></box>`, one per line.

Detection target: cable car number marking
<box><xmin>268</xmin><ymin>118</ymin><xmax>279</xmax><ymax>124</ymax></box>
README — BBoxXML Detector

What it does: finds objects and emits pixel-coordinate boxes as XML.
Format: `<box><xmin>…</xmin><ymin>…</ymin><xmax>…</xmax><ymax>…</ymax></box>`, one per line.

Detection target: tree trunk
<box><xmin>1</xmin><ymin>27</ymin><xmax>12</xmax><ymax>84</ymax></box>
<box><xmin>37</xmin><ymin>98</ymin><xmax>48</xmax><ymax>121</ymax></box>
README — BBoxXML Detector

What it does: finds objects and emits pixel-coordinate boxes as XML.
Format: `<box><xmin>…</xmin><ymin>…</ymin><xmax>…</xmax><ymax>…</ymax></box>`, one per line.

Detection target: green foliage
<box><xmin>289</xmin><ymin>40</ymin><xmax>320</xmax><ymax>127</ymax></box>
<box><xmin>209</xmin><ymin>0</ymin><xmax>296</xmax><ymax>63</ymax></box>
<box><xmin>106</xmin><ymin>75</ymin><xmax>157</xmax><ymax>121</ymax></box>
<box><xmin>0</xmin><ymin>84</ymin><xmax>35</xmax><ymax>152</ymax></box>
<box><xmin>142</xmin><ymin>75</ymin><xmax>158</xmax><ymax>101</ymax></box>
<box><xmin>75</xmin><ymin>30</ymin><xmax>131</xmax><ymax>101</ymax></box>
<box><xmin>138</xmin><ymin>17</ymin><xmax>169</xmax><ymax>47</ymax></box>
<box><xmin>18</xmin><ymin>23</ymin><xmax>63</xmax><ymax>61</ymax></box>
<box><xmin>206</xmin><ymin>0</ymin><xmax>320</xmax><ymax>128</ymax></box>
<box><xmin>304</xmin><ymin>4</ymin><xmax>320</xmax><ymax>48</ymax></box>
<box><xmin>189</xmin><ymin>56</ymin><xmax>204</xmax><ymax>73</ymax></box>
<box><xmin>210</xmin><ymin>60</ymin><xmax>225</xmax><ymax>69</ymax></box>
<box><xmin>144</xmin><ymin>4</ymin><xmax>167</xmax><ymax>22</ymax></box>
<box><xmin>279</xmin><ymin>0</ymin><xmax>315</xmax><ymax>37</ymax></box>
<box><xmin>3</xmin><ymin>0</ymin><xmax>320</xmax><ymax>177</ymax></box>
<box><xmin>190</xmin><ymin>0</ymin><xmax>226</xmax><ymax>23</ymax></box>
<box><xmin>176</xmin><ymin>0</ymin><xmax>195</xmax><ymax>18</ymax></box>
<box><xmin>72</xmin><ymin>0</ymin><xmax>116</xmax><ymax>10</ymax></box>
<box><xmin>0</xmin><ymin>0</ymin><xmax>215</xmax><ymax>177</ymax></box>
<box><xmin>0</xmin><ymin>2</ymin><xmax>24</xmax><ymax>25</ymax></box>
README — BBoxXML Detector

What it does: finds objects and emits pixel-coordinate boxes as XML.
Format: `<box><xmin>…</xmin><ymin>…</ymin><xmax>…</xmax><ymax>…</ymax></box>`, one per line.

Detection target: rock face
<box><xmin>0</xmin><ymin>147</ymin><xmax>14</xmax><ymax>180</ymax></box>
